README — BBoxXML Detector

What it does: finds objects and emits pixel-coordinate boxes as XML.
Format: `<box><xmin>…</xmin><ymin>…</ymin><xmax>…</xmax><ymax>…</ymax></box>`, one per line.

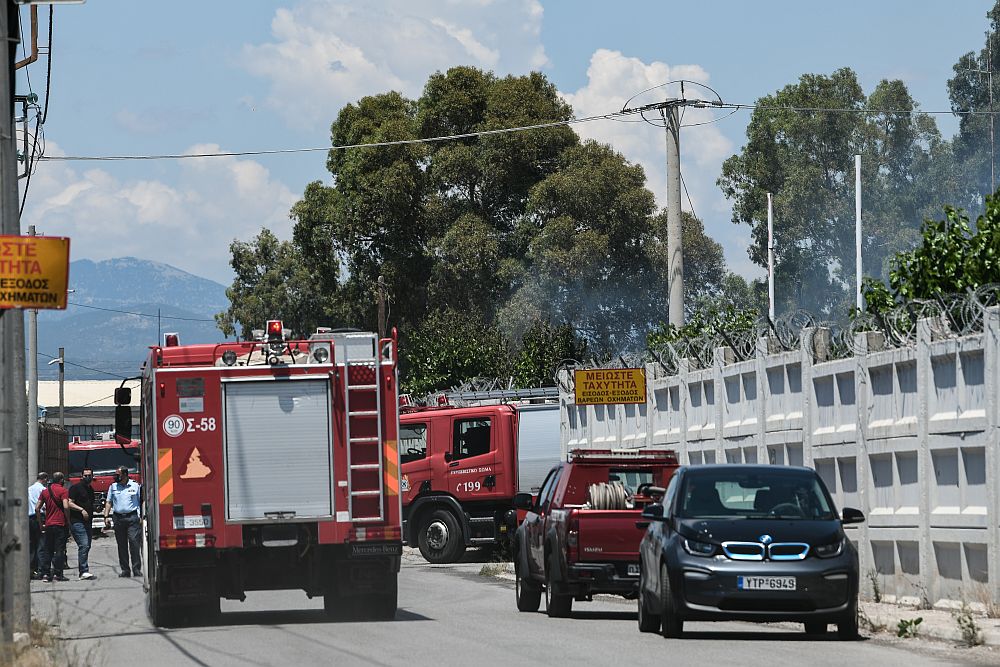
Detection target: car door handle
<box><xmin>449</xmin><ymin>461</ymin><xmax>460</xmax><ymax>467</ymax></box>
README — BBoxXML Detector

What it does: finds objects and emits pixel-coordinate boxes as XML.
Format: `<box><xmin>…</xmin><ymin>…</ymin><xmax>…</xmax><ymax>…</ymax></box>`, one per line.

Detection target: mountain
<box><xmin>35</xmin><ymin>258</ymin><xmax>232</xmax><ymax>380</ymax></box>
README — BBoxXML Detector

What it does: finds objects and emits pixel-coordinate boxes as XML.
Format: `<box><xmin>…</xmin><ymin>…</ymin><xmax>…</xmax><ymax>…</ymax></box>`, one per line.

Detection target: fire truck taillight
<box><xmin>160</xmin><ymin>534</ymin><xmax>216</xmax><ymax>549</ymax></box>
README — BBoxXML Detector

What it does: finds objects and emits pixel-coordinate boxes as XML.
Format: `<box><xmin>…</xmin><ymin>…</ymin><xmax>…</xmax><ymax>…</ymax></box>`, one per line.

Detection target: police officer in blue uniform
<box><xmin>103</xmin><ymin>465</ymin><xmax>142</xmax><ymax>577</ymax></box>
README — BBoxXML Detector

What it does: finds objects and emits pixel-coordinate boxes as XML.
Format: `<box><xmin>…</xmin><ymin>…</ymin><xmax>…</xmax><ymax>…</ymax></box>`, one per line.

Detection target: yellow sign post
<box><xmin>573</xmin><ymin>368</ymin><xmax>647</xmax><ymax>405</ymax></box>
<box><xmin>0</xmin><ymin>235</ymin><xmax>70</xmax><ymax>309</ymax></box>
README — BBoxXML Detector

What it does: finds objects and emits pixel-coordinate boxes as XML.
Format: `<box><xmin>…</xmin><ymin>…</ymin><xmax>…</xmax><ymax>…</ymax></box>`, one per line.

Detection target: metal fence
<box><xmin>558</xmin><ymin>307</ymin><xmax>1000</xmax><ymax>609</ymax></box>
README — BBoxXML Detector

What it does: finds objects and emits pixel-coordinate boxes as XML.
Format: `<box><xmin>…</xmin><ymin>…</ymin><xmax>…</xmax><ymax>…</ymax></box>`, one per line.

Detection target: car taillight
<box><xmin>567</xmin><ymin>512</ymin><xmax>580</xmax><ymax>562</ymax></box>
<box><xmin>160</xmin><ymin>534</ymin><xmax>216</xmax><ymax>549</ymax></box>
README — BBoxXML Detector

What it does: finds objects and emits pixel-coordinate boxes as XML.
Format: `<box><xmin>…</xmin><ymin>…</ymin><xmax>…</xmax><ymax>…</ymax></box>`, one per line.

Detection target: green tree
<box><xmin>719</xmin><ymin>68</ymin><xmax>952</xmax><ymax>318</ymax></box>
<box><xmin>511</xmin><ymin>320</ymin><xmax>588</xmax><ymax>388</ymax></box>
<box><xmin>216</xmin><ymin>229</ymin><xmax>337</xmax><ymax>340</ymax></box>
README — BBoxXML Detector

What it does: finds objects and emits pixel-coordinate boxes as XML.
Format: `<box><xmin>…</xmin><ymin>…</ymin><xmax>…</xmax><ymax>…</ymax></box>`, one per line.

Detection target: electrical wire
<box><xmin>35</xmin><ymin>350</ymin><xmax>129</xmax><ymax>380</ymax></box>
<box><xmin>37</xmin><ymin>110</ymin><xmax>636</xmax><ymax>162</ymax></box>
<box><xmin>41</xmin><ymin>5</ymin><xmax>52</xmax><ymax>124</ymax></box>
<box><xmin>66</xmin><ymin>300</ymin><xmax>217</xmax><ymax>322</ymax></box>
<box><xmin>680</xmin><ymin>172</ymin><xmax>698</xmax><ymax>220</ymax></box>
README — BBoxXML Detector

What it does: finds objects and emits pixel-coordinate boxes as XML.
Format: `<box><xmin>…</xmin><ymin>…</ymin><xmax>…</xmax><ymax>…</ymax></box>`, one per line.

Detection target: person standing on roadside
<box><xmin>103</xmin><ymin>465</ymin><xmax>142</xmax><ymax>577</ymax></box>
<box><xmin>67</xmin><ymin>468</ymin><xmax>96</xmax><ymax>580</ymax></box>
<box><xmin>27</xmin><ymin>471</ymin><xmax>48</xmax><ymax>578</ymax></box>
<box><xmin>35</xmin><ymin>471</ymin><xmax>69</xmax><ymax>582</ymax></box>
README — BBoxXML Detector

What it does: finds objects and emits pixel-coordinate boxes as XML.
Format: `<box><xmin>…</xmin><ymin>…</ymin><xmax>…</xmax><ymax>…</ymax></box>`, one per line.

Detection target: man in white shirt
<box><xmin>27</xmin><ymin>471</ymin><xmax>48</xmax><ymax>578</ymax></box>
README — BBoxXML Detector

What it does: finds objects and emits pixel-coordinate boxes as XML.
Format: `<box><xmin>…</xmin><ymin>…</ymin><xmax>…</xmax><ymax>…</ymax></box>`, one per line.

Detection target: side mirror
<box><xmin>114</xmin><ymin>387</ymin><xmax>132</xmax><ymax>406</ymax></box>
<box><xmin>641</xmin><ymin>504</ymin><xmax>665</xmax><ymax>520</ymax></box>
<box><xmin>512</xmin><ymin>492</ymin><xmax>534</xmax><ymax>511</ymax></box>
<box><xmin>114</xmin><ymin>405</ymin><xmax>132</xmax><ymax>443</ymax></box>
<box><xmin>841</xmin><ymin>507</ymin><xmax>865</xmax><ymax>524</ymax></box>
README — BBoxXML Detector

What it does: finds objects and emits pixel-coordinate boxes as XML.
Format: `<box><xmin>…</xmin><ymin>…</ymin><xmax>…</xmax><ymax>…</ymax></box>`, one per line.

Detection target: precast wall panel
<box><xmin>557</xmin><ymin>307</ymin><xmax>1000</xmax><ymax>607</ymax></box>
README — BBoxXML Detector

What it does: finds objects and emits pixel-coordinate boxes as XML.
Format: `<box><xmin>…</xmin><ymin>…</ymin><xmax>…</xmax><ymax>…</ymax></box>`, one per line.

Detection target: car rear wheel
<box><xmin>659</xmin><ymin>562</ymin><xmax>683</xmax><ymax>638</ymax></box>
<box><xmin>545</xmin><ymin>556</ymin><xmax>572</xmax><ymax>618</ymax></box>
<box><xmin>804</xmin><ymin>622</ymin><xmax>827</xmax><ymax>635</ymax></box>
<box><xmin>417</xmin><ymin>509</ymin><xmax>465</xmax><ymax>564</ymax></box>
<box><xmin>515</xmin><ymin>561</ymin><xmax>541</xmax><ymax>612</ymax></box>
<box><xmin>637</xmin><ymin>581</ymin><xmax>661</xmax><ymax>633</ymax></box>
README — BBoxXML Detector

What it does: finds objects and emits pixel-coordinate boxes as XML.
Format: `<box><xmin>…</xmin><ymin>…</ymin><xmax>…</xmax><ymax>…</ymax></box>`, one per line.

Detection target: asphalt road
<box><xmin>29</xmin><ymin>538</ymin><xmax>999</xmax><ymax>666</ymax></box>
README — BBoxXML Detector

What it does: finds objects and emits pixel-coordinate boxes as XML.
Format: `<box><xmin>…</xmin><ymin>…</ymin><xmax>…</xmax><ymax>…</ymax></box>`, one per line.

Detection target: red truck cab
<box><xmin>512</xmin><ymin>449</ymin><xmax>678</xmax><ymax>617</ymax></box>
<box><xmin>67</xmin><ymin>436</ymin><xmax>142</xmax><ymax>530</ymax></box>
<box><xmin>400</xmin><ymin>397</ymin><xmax>560</xmax><ymax>563</ymax></box>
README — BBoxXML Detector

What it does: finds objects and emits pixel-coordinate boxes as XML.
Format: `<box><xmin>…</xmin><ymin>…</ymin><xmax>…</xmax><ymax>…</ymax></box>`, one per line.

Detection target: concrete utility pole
<box><xmin>0</xmin><ymin>0</ymin><xmax>28</xmax><ymax>641</ymax></box>
<box><xmin>664</xmin><ymin>105</ymin><xmax>684</xmax><ymax>327</ymax></box>
<box><xmin>855</xmin><ymin>154</ymin><xmax>863</xmax><ymax>312</ymax></box>
<box><xmin>27</xmin><ymin>225</ymin><xmax>37</xmax><ymax>479</ymax></box>
<box><xmin>767</xmin><ymin>193</ymin><xmax>775</xmax><ymax>322</ymax></box>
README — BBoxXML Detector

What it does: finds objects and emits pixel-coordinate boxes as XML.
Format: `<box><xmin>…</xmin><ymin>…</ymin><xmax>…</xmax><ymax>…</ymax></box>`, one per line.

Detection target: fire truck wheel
<box><xmin>515</xmin><ymin>561</ymin><xmax>541</xmax><ymax>612</ymax></box>
<box><xmin>544</xmin><ymin>557</ymin><xmax>572</xmax><ymax>618</ymax></box>
<box><xmin>417</xmin><ymin>509</ymin><xmax>465</xmax><ymax>564</ymax></box>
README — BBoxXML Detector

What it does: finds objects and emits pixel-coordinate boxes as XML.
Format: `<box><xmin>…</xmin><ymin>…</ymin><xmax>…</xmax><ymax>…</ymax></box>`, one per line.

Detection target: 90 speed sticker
<box><xmin>162</xmin><ymin>414</ymin><xmax>218</xmax><ymax>437</ymax></box>
<box><xmin>162</xmin><ymin>414</ymin><xmax>185</xmax><ymax>437</ymax></box>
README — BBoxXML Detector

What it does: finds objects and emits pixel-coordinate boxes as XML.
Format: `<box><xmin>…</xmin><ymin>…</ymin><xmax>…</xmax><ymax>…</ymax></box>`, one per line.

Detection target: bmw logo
<box><xmin>759</xmin><ymin>534</ymin><xmax>773</xmax><ymax>544</ymax></box>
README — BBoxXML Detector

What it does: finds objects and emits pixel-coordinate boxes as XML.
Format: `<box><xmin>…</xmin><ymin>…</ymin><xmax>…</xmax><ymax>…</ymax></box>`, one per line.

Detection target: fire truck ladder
<box><xmin>343</xmin><ymin>336</ymin><xmax>385</xmax><ymax>523</ymax></box>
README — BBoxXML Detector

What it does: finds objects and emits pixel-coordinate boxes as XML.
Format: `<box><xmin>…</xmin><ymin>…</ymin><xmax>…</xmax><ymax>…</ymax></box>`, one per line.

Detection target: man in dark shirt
<box><xmin>35</xmin><ymin>471</ymin><xmax>70</xmax><ymax>582</ymax></box>
<box><xmin>67</xmin><ymin>468</ymin><xmax>95</xmax><ymax>580</ymax></box>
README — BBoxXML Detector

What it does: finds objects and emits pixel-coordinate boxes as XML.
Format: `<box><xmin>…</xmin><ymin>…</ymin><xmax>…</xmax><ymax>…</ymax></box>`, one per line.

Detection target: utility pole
<box><xmin>58</xmin><ymin>346</ymin><xmax>64</xmax><ymax>429</ymax></box>
<box><xmin>664</xmin><ymin>104</ymin><xmax>684</xmax><ymax>327</ymax></box>
<box><xmin>855</xmin><ymin>154</ymin><xmax>863</xmax><ymax>312</ymax></box>
<box><xmin>0</xmin><ymin>0</ymin><xmax>28</xmax><ymax>641</ymax></box>
<box><xmin>767</xmin><ymin>193</ymin><xmax>775</xmax><ymax>322</ymax></box>
<box><xmin>27</xmin><ymin>225</ymin><xmax>37</xmax><ymax>479</ymax></box>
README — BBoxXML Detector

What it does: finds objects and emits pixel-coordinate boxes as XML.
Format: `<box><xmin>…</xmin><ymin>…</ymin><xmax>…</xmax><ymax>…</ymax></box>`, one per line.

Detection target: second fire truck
<box><xmin>115</xmin><ymin>323</ymin><xmax>403</xmax><ymax>626</ymax></box>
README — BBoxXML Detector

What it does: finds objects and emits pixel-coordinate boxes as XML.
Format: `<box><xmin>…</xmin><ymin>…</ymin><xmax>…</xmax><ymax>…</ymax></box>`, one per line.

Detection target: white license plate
<box><xmin>737</xmin><ymin>576</ymin><xmax>796</xmax><ymax>591</ymax></box>
<box><xmin>627</xmin><ymin>564</ymin><xmax>640</xmax><ymax>576</ymax></box>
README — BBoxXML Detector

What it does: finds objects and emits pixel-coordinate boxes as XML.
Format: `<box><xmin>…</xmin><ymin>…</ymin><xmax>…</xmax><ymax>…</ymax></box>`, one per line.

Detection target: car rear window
<box><xmin>677</xmin><ymin>468</ymin><xmax>835</xmax><ymax>520</ymax></box>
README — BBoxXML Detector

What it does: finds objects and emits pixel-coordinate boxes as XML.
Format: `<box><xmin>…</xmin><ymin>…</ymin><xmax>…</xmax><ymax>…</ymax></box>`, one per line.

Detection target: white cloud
<box><xmin>562</xmin><ymin>49</ymin><xmax>759</xmax><ymax>279</ymax></box>
<box><xmin>241</xmin><ymin>0</ymin><xmax>549</xmax><ymax>129</ymax></box>
<box><xmin>22</xmin><ymin>143</ymin><xmax>297</xmax><ymax>284</ymax></box>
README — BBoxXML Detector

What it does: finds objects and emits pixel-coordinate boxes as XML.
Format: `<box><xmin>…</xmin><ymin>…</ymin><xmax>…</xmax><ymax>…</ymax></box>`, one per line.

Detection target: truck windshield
<box><xmin>68</xmin><ymin>448</ymin><xmax>140</xmax><ymax>476</ymax></box>
<box><xmin>678</xmin><ymin>468</ymin><xmax>835</xmax><ymax>520</ymax></box>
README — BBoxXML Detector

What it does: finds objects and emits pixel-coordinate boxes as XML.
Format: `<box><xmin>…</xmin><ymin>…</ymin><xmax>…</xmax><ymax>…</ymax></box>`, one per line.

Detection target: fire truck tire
<box><xmin>544</xmin><ymin>557</ymin><xmax>572</xmax><ymax>618</ymax></box>
<box><xmin>515</xmin><ymin>561</ymin><xmax>541</xmax><ymax>612</ymax></box>
<box><xmin>417</xmin><ymin>509</ymin><xmax>465</xmax><ymax>564</ymax></box>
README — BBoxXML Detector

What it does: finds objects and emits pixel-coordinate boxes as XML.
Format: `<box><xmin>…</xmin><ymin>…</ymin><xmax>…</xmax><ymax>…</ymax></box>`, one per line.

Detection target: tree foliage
<box><xmin>221</xmin><ymin>66</ymin><xmax>741</xmax><ymax>393</ymax></box>
<box><xmin>719</xmin><ymin>68</ymin><xmax>957</xmax><ymax>318</ymax></box>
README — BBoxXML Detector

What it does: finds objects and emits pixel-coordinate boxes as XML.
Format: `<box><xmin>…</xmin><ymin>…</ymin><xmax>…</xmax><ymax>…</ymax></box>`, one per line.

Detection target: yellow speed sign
<box><xmin>0</xmin><ymin>235</ymin><xmax>70</xmax><ymax>309</ymax></box>
<box><xmin>574</xmin><ymin>368</ymin><xmax>647</xmax><ymax>405</ymax></box>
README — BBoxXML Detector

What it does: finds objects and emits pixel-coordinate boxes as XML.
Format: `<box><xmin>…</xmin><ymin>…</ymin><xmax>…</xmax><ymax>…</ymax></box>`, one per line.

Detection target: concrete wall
<box><xmin>558</xmin><ymin>308</ymin><xmax>1000</xmax><ymax>609</ymax></box>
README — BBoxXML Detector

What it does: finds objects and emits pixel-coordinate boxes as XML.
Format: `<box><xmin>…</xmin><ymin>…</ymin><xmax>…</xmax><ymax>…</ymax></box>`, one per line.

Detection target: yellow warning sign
<box><xmin>574</xmin><ymin>368</ymin><xmax>647</xmax><ymax>405</ymax></box>
<box><xmin>0</xmin><ymin>235</ymin><xmax>70</xmax><ymax>309</ymax></box>
<box><xmin>179</xmin><ymin>447</ymin><xmax>212</xmax><ymax>479</ymax></box>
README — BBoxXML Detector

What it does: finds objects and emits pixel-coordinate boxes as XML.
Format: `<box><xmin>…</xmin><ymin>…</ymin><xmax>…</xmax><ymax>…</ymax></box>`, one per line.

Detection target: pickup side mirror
<box><xmin>641</xmin><ymin>504</ymin><xmax>665</xmax><ymax>520</ymax></box>
<box><xmin>512</xmin><ymin>492</ymin><xmax>534</xmax><ymax>511</ymax></box>
<box><xmin>841</xmin><ymin>507</ymin><xmax>865</xmax><ymax>524</ymax></box>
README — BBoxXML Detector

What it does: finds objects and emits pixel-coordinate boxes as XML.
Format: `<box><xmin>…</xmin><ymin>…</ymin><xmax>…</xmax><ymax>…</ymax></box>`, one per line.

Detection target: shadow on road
<box><xmin>566</xmin><ymin>610</ymin><xmax>637</xmax><ymax>622</ymax></box>
<box><xmin>210</xmin><ymin>607</ymin><xmax>434</xmax><ymax>627</ymax></box>
<box><xmin>676</xmin><ymin>629</ymin><xmax>869</xmax><ymax>642</ymax></box>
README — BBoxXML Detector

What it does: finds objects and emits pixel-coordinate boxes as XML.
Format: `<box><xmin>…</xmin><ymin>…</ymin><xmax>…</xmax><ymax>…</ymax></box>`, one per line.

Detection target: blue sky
<box><xmin>17</xmin><ymin>1</ymin><xmax>995</xmax><ymax>290</ymax></box>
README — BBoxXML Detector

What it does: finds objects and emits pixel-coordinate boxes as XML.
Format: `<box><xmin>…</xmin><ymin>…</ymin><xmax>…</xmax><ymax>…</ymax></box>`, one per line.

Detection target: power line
<box><xmin>38</xmin><ymin>110</ymin><xmax>631</xmax><ymax>162</ymax></box>
<box><xmin>66</xmin><ymin>300</ymin><xmax>217</xmax><ymax>322</ymax></box>
<box><xmin>34</xmin><ymin>350</ymin><xmax>129</xmax><ymax>379</ymax></box>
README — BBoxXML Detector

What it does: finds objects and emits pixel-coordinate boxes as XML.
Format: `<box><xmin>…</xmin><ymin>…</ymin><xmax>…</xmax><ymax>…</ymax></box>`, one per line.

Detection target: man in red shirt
<box><xmin>35</xmin><ymin>471</ymin><xmax>70</xmax><ymax>582</ymax></box>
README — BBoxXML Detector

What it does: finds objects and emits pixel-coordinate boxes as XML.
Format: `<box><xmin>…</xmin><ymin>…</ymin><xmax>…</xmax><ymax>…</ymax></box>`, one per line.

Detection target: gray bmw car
<box><xmin>637</xmin><ymin>465</ymin><xmax>864</xmax><ymax>639</ymax></box>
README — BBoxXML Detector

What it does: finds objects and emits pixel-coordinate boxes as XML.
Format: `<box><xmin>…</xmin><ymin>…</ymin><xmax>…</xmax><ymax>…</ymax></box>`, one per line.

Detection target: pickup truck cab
<box><xmin>512</xmin><ymin>449</ymin><xmax>678</xmax><ymax>617</ymax></box>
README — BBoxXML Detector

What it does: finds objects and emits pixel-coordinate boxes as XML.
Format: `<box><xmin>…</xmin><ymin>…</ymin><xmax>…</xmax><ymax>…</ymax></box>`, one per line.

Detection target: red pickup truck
<box><xmin>512</xmin><ymin>449</ymin><xmax>678</xmax><ymax>617</ymax></box>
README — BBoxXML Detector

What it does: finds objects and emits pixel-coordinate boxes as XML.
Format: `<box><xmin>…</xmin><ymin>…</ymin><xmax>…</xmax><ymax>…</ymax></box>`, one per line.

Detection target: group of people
<box><xmin>28</xmin><ymin>466</ymin><xmax>144</xmax><ymax>582</ymax></box>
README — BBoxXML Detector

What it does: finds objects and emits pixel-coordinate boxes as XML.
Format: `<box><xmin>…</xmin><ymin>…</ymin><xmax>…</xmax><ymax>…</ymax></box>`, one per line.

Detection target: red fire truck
<box><xmin>399</xmin><ymin>388</ymin><xmax>561</xmax><ymax>563</ymax></box>
<box><xmin>67</xmin><ymin>435</ymin><xmax>142</xmax><ymax>531</ymax></box>
<box><xmin>114</xmin><ymin>323</ymin><xmax>403</xmax><ymax>626</ymax></box>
